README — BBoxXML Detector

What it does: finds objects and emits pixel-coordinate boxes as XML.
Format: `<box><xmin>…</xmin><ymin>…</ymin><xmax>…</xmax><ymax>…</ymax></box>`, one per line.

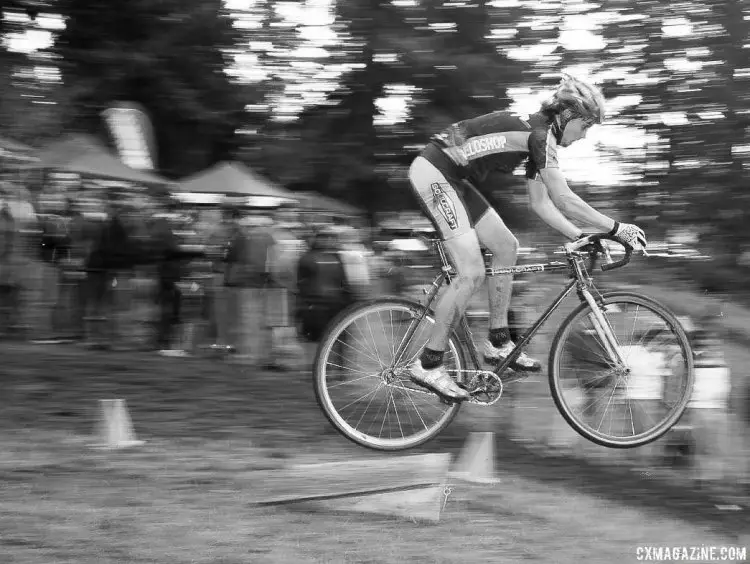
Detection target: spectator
<box><xmin>0</xmin><ymin>204</ymin><xmax>19</xmax><ymax>336</ymax></box>
<box><xmin>296</xmin><ymin>227</ymin><xmax>356</xmax><ymax>342</ymax></box>
<box><xmin>266</xmin><ymin>206</ymin><xmax>307</xmax><ymax>368</ymax></box>
<box><xmin>241</xmin><ymin>214</ymin><xmax>277</xmax><ymax>365</ymax></box>
<box><xmin>152</xmin><ymin>214</ymin><xmax>183</xmax><ymax>354</ymax></box>
<box><xmin>334</xmin><ymin>224</ymin><xmax>373</xmax><ymax>299</ymax></box>
<box><xmin>85</xmin><ymin>196</ymin><xmax>133</xmax><ymax>349</ymax></box>
<box><xmin>51</xmin><ymin>201</ymin><xmax>89</xmax><ymax>341</ymax></box>
<box><xmin>222</xmin><ymin>208</ymin><xmax>268</xmax><ymax>360</ymax></box>
<box><xmin>202</xmin><ymin>207</ymin><xmax>235</xmax><ymax>353</ymax></box>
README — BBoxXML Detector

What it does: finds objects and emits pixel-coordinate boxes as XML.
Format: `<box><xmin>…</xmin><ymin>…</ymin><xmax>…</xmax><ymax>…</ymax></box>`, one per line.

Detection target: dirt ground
<box><xmin>1</xmin><ymin>342</ymin><xmax>749</xmax><ymax>563</ymax></box>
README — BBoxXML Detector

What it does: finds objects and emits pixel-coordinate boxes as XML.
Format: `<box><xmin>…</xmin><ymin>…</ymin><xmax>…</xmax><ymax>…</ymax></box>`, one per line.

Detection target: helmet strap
<box><xmin>558</xmin><ymin>107</ymin><xmax>576</xmax><ymax>130</ymax></box>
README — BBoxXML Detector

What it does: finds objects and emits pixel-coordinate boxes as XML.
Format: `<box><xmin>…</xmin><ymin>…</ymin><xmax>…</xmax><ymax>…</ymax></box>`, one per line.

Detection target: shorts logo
<box><xmin>431</xmin><ymin>183</ymin><xmax>458</xmax><ymax>230</ymax></box>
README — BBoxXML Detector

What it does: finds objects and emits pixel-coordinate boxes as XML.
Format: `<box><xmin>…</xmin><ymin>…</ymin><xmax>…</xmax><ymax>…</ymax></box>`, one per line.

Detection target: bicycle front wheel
<box><xmin>313</xmin><ymin>298</ymin><xmax>466</xmax><ymax>451</ymax></box>
<box><xmin>549</xmin><ymin>291</ymin><xmax>694</xmax><ymax>448</ymax></box>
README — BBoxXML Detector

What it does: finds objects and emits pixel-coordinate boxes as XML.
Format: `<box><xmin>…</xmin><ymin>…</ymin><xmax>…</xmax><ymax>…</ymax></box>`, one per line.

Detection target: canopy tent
<box><xmin>294</xmin><ymin>191</ymin><xmax>363</xmax><ymax>216</ymax></box>
<box><xmin>35</xmin><ymin>134</ymin><xmax>169</xmax><ymax>185</ymax></box>
<box><xmin>176</xmin><ymin>161</ymin><xmax>296</xmax><ymax>202</ymax></box>
<box><xmin>61</xmin><ymin>151</ymin><xmax>170</xmax><ymax>186</ymax></box>
<box><xmin>35</xmin><ymin>134</ymin><xmax>108</xmax><ymax>169</ymax></box>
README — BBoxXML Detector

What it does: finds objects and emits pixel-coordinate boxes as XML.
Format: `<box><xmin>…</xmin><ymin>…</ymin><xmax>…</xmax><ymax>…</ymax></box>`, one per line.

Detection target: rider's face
<box><xmin>560</xmin><ymin>118</ymin><xmax>592</xmax><ymax>147</ymax></box>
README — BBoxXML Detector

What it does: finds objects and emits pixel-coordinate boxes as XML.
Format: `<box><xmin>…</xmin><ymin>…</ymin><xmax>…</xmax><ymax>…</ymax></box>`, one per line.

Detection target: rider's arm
<box><xmin>527</xmin><ymin>177</ymin><xmax>582</xmax><ymax>241</ymax></box>
<box><xmin>538</xmin><ymin>168</ymin><xmax>616</xmax><ymax>233</ymax></box>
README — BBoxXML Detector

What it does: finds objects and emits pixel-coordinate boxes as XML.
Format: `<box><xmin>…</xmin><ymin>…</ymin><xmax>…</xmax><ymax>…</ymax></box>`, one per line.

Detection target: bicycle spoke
<box><xmin>393</xmin><ymin>385</ymin><xmax>431</xmax><ymax>431</ymax></box>
<box><xmin>342</xmin><ymin>385</ymin><xmax>382</xmax><ymax>414</ymax></box>
<box><xmin>326</xmin><ymin>372</ymin><xmax>381</xmax><ymax>389</ymax></box>
<box><xmin>388</xmin><ymin>391</ymin><xmax>404</xmax><ymax>440</ymax></box>
<box><xmin>340</xmin><ymin>331</ymin><xmax>383</xmax><ymax>367</ymax></box>
<box><xmin>583</xmin><ymin>317</ymin><xmax>620</xmax><ymax>369</ymax></box>
<box><xmin>626</xmin><ymin>398</ymin><xmax>635</xmax><ymax>437</ymax></box>
<box><xmin>344</xmin><ymin>322</ymin><xmax>382</xmax><ymax>365</ymax></box>
<box><xmin>363</xmin><ymin>314</ymin><xmax>386</xmax><ymax>369</ymax></box>
<box><xmin>627</xmin><ymin>304</ymin><xmax>641</xmax><ymax>355</ymax></box>
<box><xmin>595</xmin><ymin>380</ymin><xmax>623</xmax><ymax>433</ymax></box>
<box><xmin>325</xmin><ymin>357</ymin><xmax>379</xmax><ymax>377</ymax></box>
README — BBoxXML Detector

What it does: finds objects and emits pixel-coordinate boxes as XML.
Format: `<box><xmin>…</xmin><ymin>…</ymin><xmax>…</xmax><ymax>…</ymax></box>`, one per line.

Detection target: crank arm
<box><xmin>387</xmin><ymin>369</ymin><xmax>504</xmax><ymax>406</ymax></box>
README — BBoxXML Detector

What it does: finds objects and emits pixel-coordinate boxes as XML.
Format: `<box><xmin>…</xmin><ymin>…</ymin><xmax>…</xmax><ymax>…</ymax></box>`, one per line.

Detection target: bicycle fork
<box><xmin>579</xmin><ymin>285</ymin><xmax>628</xmax><ymax>368</ymax></box>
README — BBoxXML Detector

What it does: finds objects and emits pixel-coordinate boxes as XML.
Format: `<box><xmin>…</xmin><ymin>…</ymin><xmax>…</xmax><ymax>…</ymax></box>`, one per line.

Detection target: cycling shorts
<box><xmin>408</xmin><ymin>143</ymin><xmax>496</xmax><ymax>240</ymax></box>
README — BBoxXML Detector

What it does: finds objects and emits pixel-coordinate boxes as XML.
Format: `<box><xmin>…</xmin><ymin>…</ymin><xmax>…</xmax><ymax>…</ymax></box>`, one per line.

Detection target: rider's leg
<box><xmin>424</xmin><ymin>230</ymin><xmax>486</xmax><ymax>354</ymax></box>
<box><xmin>475</xmin><ymin>208</ymin><xmax>542</xmax><ymax>371</ymax></box>
<box><xmin>407</xmin><ymin>156</ymin><xmax>483</xmax><ymax>399</ymax></box>
<box><xmin>475</xmin><ymin>209</ymin><xmax>518</xmax><ymax>331</ymax></box>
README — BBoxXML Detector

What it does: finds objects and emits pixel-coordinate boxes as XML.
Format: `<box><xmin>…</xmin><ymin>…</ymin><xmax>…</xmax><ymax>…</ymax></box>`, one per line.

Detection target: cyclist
<box><xmin>407</xmin><ymin>75</ymin><xmax>647</xmax><ymax>400</ymax></box>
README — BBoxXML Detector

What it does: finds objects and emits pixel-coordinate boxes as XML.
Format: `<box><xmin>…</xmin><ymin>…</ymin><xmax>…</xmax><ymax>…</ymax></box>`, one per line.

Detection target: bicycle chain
<box><xmin>387</xmin><ymin>369</ymin><xmax>504</xmax><ymax>406</ymax></box>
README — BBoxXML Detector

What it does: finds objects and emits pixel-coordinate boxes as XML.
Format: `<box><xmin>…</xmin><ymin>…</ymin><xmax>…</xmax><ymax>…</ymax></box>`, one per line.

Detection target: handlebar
<box><xmin>564</xmin><ymin>233</ymin><xmax>635</xmax><ymax>272</ymax></box>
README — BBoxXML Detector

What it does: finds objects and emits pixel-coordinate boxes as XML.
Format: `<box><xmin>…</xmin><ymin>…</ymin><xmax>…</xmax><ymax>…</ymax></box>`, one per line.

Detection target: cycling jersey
<box><xmin>410</xmin><ymin>110</ymin><xmax>565</xmax><ymax>237</ymax></box>
<box><xmin>421</xmin><ymin>110</ymin><xmax>563</xmax><ymax>186</ymax></box>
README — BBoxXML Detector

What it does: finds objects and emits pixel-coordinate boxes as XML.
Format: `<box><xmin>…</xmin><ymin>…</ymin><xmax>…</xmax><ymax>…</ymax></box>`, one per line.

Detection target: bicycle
<box><xmin>313</xmin><ymin>233</ymin><xmax>694</xmax><ymax>452</ymax></box>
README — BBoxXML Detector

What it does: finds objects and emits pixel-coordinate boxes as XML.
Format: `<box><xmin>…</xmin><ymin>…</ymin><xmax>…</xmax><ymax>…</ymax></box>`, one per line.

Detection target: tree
<box><xmin>0</xmin><ymin>2</ymin><xmax>62</xmax><ymax>144</ymax></box>
<box><xmin>250</xmin><ymin>0</ymin><xmax>528</xmax><ymax>216</ymax></box>
<box><xmin>53</xmin><ymin>0</ymin><xmax>247</xmax><ymax>177</ymax></box>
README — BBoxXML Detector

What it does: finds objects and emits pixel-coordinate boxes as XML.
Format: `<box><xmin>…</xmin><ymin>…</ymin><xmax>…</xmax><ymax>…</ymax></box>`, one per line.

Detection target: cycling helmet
<box><xmin>543</xmin><ymin>74</ymin><xmax>606</xmax><ymax>125</ymax></box>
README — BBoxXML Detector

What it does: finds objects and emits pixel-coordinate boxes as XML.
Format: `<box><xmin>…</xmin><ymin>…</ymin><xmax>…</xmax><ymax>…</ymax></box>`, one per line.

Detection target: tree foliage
<box><xmin>4</xmin><ymin>0</ymin><xmax>748</xmax><ymax>254</ymax></box>
<box><xmin>0</xmin><ymin>1</ymin><xmax>62</xmax><ymax>144</ymax></box>
<box><xmin>53</xmin><ymin>0</ymin><xmax>246</xmax><ymax>177</ymax></box>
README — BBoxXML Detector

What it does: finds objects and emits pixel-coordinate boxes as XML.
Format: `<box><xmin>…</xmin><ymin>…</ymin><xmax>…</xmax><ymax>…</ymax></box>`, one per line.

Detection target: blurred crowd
<box><xmin>0</xmin><ymin>178</ymin><xmax>433</xmax><ymax>366</ymax></box>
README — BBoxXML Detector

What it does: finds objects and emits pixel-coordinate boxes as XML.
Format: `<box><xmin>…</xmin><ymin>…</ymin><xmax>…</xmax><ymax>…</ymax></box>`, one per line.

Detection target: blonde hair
<box><xmin>541</xmin><ymin>74</ymin><xmax>606</xmax><ymax>124</ymax></box>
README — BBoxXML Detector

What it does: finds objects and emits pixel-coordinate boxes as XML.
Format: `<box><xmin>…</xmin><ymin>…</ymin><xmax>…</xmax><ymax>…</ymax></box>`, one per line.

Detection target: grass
<box><xmin>1</xmin><ymin>341</ymin><xmax>749</xmax><ymax>563</ymax></box>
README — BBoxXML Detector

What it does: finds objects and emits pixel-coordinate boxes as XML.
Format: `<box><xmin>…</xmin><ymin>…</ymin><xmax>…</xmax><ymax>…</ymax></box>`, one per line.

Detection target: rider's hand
<box><xmin>610</xmin><ymin>222</ymin><xmax>647</xmax><ymax>251</ymax></box>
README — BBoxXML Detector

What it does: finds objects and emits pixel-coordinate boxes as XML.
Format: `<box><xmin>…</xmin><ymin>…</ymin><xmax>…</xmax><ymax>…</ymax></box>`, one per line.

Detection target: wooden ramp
<box><xmin>250</xmin><ymin>453</ymin><xmax>452</xmax><ymax>522</ymax></box>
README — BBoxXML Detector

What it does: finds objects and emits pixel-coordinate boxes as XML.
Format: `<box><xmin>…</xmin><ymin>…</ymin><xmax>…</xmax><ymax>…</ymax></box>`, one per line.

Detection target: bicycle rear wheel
<box><xmin>313</xmin><ymin>298</ymin><xmax>466</xmax><ymax>451</ymax></box>
<box><xmin>549</xmin><ymin>291</ymin><xmax>694</xmax><ymax>448</ymax></box>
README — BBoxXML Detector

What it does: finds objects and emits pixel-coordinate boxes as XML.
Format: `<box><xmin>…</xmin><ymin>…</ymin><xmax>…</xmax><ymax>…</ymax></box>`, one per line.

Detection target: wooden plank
<box><xmin>316</xmin><ymin>484</ymin><xmax>445</xmax><ymax>522</ymax></box>
<box><xmin>249</xmin><ymin>453</ymin><xmax>451</xmax><ymax>505</ymax></box>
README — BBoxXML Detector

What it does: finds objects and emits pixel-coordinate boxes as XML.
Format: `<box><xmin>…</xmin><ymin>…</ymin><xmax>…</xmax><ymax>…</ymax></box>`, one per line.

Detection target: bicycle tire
<box><xmin>313</xmin><ymin>297</ymin><xmax>466</xmax><ymax>451</ymax></box>
<box><xmin>548</xmin><ymin>291</ymin><xmax>694</xmax><ymax>449</ymax></box>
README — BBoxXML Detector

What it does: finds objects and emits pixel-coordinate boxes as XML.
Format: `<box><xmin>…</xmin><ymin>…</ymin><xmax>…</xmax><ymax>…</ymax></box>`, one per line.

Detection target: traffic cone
<box><xmin>450</xmin><ymin>432</ymin><xmax>501</xmax><ymax>484</ymax></box>
<box><xmin>95</xmin><ymin>399</ymin><xmax>144</xmax><ymax>449</ymax></box>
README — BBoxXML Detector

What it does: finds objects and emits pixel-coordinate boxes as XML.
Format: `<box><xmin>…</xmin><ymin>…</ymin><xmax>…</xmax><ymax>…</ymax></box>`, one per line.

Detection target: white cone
<box><xmin>95</xmin><ymin>399</ymin><xmax>144</xmax><ymax>449</ymax></box>
<box><xmin>450</xmin><ymin>432</ymin><xmax>501</xmax><ymax>484</ymax></box>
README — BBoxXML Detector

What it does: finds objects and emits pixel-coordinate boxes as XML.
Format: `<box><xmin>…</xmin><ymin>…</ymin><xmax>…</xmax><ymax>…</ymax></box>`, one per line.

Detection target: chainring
<box><xmin>387</xmin><ymin>368</ymin><xmax>504</xmax><ymax>406</ymax></box>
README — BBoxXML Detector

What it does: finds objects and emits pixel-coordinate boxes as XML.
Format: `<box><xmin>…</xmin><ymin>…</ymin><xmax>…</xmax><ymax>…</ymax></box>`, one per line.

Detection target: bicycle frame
<box><xmin>393</xmin><ymin>239</ymin><xmax>625</xmax><ymax>376</ymax></box>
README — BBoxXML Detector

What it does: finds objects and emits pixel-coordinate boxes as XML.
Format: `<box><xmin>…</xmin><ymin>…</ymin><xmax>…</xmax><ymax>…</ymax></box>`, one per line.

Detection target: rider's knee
<box><xmin>488</xmin><ymin>234</ymin><xmax>519</xmax><ymax>265</ymax></box>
